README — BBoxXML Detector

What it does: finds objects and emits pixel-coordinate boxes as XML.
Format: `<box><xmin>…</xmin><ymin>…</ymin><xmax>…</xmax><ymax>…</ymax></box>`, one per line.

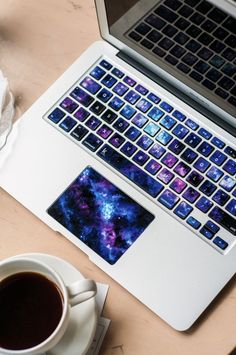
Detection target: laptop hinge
<box><xmin>117</xmin><ymin>50</ymin><xmax>236</xmax><ymax>137</ymax></box>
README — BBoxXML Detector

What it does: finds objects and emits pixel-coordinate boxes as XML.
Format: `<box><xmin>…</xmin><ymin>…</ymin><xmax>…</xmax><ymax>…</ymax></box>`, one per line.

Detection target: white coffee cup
<box><xmin>0</xmin><ymin>257</ymin><xmax>97</xmax><ymax>354</ymax></box>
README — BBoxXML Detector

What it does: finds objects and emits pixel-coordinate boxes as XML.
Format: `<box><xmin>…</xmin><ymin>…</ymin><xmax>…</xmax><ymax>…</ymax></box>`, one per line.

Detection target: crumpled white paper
<box><xmin>0</xmin><ymin>70</ymin><xmax>14</xmax><ymax>150</ymax></box>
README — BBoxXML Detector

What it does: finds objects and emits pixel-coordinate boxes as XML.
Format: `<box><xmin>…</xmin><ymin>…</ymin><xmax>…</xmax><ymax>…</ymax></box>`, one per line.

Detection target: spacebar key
<box><xmin>97</xmin><ymin>144</ymin><xmax>164</xmax><ymax>197</ymax></box>
<box><xmin>209</xmin><ymin>207</ymin><xmax>236</xmax><ymax>236</ymax></box>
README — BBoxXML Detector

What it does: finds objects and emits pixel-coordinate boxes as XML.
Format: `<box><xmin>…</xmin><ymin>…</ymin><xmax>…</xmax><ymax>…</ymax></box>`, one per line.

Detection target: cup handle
<box><xmin>67</xmin><ymin>279</ymin><xmax>97</xmax><ymax>307</ymax></box>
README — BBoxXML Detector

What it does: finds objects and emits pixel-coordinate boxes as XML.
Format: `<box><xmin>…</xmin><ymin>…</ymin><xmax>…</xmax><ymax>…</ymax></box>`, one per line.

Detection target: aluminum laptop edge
<box><xmin>0</xmin><ymin>0</ymin><xmax>235</xmax><ymax>331</ymax></box>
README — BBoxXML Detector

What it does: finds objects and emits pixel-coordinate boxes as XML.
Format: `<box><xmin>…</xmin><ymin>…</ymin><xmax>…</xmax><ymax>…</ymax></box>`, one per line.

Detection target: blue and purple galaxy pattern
<box><xmin>47</xmin><ymin>167</ymin><xmax>154</xmax><ymax>264</ymax></box>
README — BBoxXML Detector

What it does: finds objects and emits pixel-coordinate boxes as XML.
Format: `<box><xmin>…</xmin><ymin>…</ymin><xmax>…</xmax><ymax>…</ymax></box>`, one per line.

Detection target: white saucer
<box><xmin>9</xmin><ymin>253</ymin><xmax>98</xmax><ymax>355</ymax></box>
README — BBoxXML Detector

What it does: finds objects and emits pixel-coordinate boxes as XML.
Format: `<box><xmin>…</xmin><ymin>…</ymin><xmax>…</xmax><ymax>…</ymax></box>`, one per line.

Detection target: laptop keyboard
<box><xmin>127</xmin><ymin>0</ymin><xmax>236</xmax><ymax>108</ymax></box>
<box><xmin>44</xmin><ymin>57</ymin><xmax>236</xmax><ymax>254</ymax></box>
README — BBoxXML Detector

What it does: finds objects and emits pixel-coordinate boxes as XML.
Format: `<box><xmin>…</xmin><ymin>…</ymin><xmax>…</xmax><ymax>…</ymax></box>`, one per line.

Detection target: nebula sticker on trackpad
<box><xmin>47</xmin><ymin>166</ymin><xmax>154</xmax><ymax>264</ymax></box>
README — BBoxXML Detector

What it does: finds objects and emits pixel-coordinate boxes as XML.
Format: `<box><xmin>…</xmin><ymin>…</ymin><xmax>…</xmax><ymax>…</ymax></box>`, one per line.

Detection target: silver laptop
<box><xmin>0</xmin><ymin>0</ymin><xmax>235</xmax><ymax>331</ymax></box>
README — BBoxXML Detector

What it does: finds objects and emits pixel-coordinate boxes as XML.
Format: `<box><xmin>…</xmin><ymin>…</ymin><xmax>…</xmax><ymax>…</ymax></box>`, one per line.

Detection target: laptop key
<box><xmin>164</xmin><ymin>0</ymin><xmax>182</xmax><ymax>11</ymax></box>
<box><xmin>82</xmin><ymin>133</ymin><xmax>103</xmax><ymax>152</ymax></box>
<box><xmin>157</xmin><ymin>168</ymin><xmax>174</xmax><ymax>184</ymax></box>
<box><xmin>200</xmin><ymin>227</ymin><xmax>214</xmax><ymax>240</ymax></box>
<box><xmin>228</xmin><ymin>97</ymin><xmax>236</xmax><ymax>107</ymax></box>
<box><xmin>222</xmin><ymin>17</ymin><xmax>236</xmax><ymax>35</ymax></box>
<box><xmin>48</xmin><ymin>108</ymin><xmax>65</xmax><ymax>123</ymax></box>
<box><xmin>153</xmin><ymin>46</ymin><xmax>166</xmax><ymax>57</ymax></box>
<box><xmin>97</xmin><ymin>144</ymin><xmax>164</xmax><ymax>197</ymax></box>
<box><xmin>209</xmin><ymin>206</ymin><xmax>236</xmax><ymax>235</ymax></box>
<box><xmin>213</xmin><ymin>237</ymin><xmax>228</xmax><ymax>250</ymax></box>
<box><xmin>168</xmin><ymin>139</ymin><xmax>185</xmax><ymax>155</ymax></box>
<box><xmin>74</xmin><ymin>107</ymin><xmax>90</xmax><ymax>122</ymax></box>
<box><xmin>70</xmin><ymin>87</ymin><xmax>94</xmax><ymax>107</ymax></box>
<box><xmin>90</xmin><ymin>66</ymin><xmax>106</xmax><ymax>80</ymax></box>
<box><xmin>101</xmin><ymin>109</ymin><xmax>117</xmax><ymax>124</ymax></box>
<box><xmin>186</xmin><ymin>39</ymin><xmax>201</xmax><ymax>53</ymax></box>
<box><xmin>149</xmin><ymin>143</ymin><xmax>166</xmax><ymax>159</ymax></box>
<box><xmin>160</xmin><ymin>115</ymin><xmax>176</xmax><ymax>130</ymax></box>
<box><xmin>80</xmin><ymin>76</ymin><xmax>101</xmax><ymax>94</ymax></box>
<box><xmin>193</xmin><ymin>157</ymin><xmax>210</xmax><ymax>173</ymax></box>
<box><xmin>174</xmin><ymin>161</ymin><xmax>191</xmax><ymax>177</ymax></box>
<box><xmin>165</xmin><ymin>55</ymin><xmax>178</xmax><ymax>66</ymax></box>
<box><xmin>147</xmin><ymin>92</ymin><xmax>160</xmax><ymax>104</ymax></box>
<box><xmin>207</xmin><ymin>8</ymin><xmax>227</xmax><ymax>24</ymax></box>
<box><xmin>182</xmin><ymin>53</ymin><xmax>198</xmax><ymax>66</ymax></box>
<box><xmin>145</xmin><ymin>159</ymin><xmax>162</xmax><ymax>175</ymax></box>
<box><xmin>223</xmin><ymin>160</ymin><xmax>236</xmax><ymax>176</ymax></box>
<box><xmin>199</xmin><ymin>180</ymin><xmax>217</xmax><ymax>196</ymax></box>
<box><xmin>224</xmin><ymin>146</ymin><xmax>236</xmax><ymax>159</ymax></box>
<box><xmin>141</xmin><ymin>39</ymin><xmax>154</xmax><ymax>50</ymax></box>
<box><xmin>219</xmin><ymin>175</ymin><xmax>236</xmax><ymax>191</ymax></box>
<box><xmin>155</xmin><ymin>5</ymin><xmax>178</xmax><ymax>23</ymax></box>
<box><xmin>129</xmin><ymin>31</ymin><xmax>142</xmax><ymax>42</ymax></box>
<box><xmin>185</xmin><ymin>118</ymin><xmax>199</xmax><ymax>130</ymax></box>
<box><xmin>197</xmin><ymin>141</ymin><xmax>214</xmax><ymax>157</ymax></box>
<box><xmin>184</xmin><ymin>132</ymin><xmax>202</xmax><ymax>148</ymax></box>
<box><xmin>101</xmin><ymin>74</ymin><xmax>117</xmax><ymax>88</ymax></box>
<box><xmin>201</xmin><ymin>19</ymin><xmax>216</xmax><ymax>32</ymax></box>
<box><xmin>133</xmin><ymin>150</ymin><xmax>149</xmax><ymax>166</ymax></box>
<box><xmin>210</xmin><ymin>150</ymin><xmax>227</xmax><ymax>166</ymax></box>
<box><xmin>182</xmin><ymin>187</ymin><xmax>200</xmax><ymax>203</ymax></box>
<box><xmin>147</xmin><ymin>30</ymin><xmax>163</xmax><ymax>43</ymax></box>
<box><xmin>186</xmin><ymin>170</ymin><xmax>204</xmax><ymax>187</ymax></box>
<box><xmin>205</xmin><ymin>221</ymin><xmax>220</xmax><ymax>234</ymax></box>
<box><xmin>85</xmin><ymin>116</ymin><xmax>101</xmax><ymax>130</ymax></box>
<box><xmin>90</xmin><ymin>101</ymin><xmax>106</xmax><ymax>115</ymax></box>
<box><xmin>211</xmin><ymin>137</ymin><xmax>225</xmax><ymax>149</ymax></box>
<box><xmin>212</xmin><ymin>189</ymin><xmax>230</xmax><ymax>206</ymax></box>
<box><xmin>213</xmin><ymin>27</ymin><xmax>228</xmax><ymax>40</ymax></box>
<box><xmin>111</xmin><ymin>68</ymin><xmax>124</xmax><ymax>79</ymax></box>
<box><xmin>71</xmin><ymin>124</ymin><xmax>88</xmax><ymax>141</ymax></box>
<box><xmin>198</xmin><ymin>48</ymin><xmax>213</xmax><ymax>61</ymax></box>
<box><xmin>113</xmin><ymin>117</ymin><xmax>129</xmax><ymax>133</ymax></box>
<box><xmin>222</xmin><ymin>48</ymin><xmax>236</xmax><ymax>61</ymax></box>
<box><xmin>145</xmin><ymin>14</ymin><xmax>166</xmax><ymax>30</ymax></box>
<box><xmin>169</xmin><ymin>177</ymin><xmax>187</xmax><ymax>193</ymax></box>
<box><xmin>186</xmin><ymin>216</ymin><xmax>201</xmax><ymax>229</ymax></box>
<box><xmin>172</xmin><ymin>110</ymin><xmax>186</xmax><ymax>122</ymax></box>
<box><xmin>158</xmin><ymin>189</ymin><xmax>179</xmax><ymax>209</ymax></box>
<box><xmin>177</xmin><ymin>62</ymin><xmax>191</xmax><ymax>73</ymax></box>
<box><xmin>172</xmin><ymin>124</ymin><xmax>189</xmax><ymax>139</ymax></box>
<box><xmin>181</xmin><ymin>148</ymin><xmax>198</xmax><ymax>163</ymax></box>
<box><xmin>206</xmin><ymin>166</ymin><xmax>223</xmax><ymax>182</ymax></box>
<box><xmin>97</xmin><ymin>88</ymin><xmax>113</xmax><ymax>103</ymax></box>
<box><xmin>174</xmin><ymin>201</ymin><xmax>193</xmax><ymax>219</ymax></box>
<box><xmin>198</xmin><ymin>128</ymin><xmax>212</xmax><ymax>140</ymax></box>
<box><xmin>120</xmin><ymin>141</ymin><xmax>137</xmax><ymax>157</ymax></box>
<box><xmin>215</xmin><ymin>88</ymin><xmax>229</xmax><ymax>99</ymax></box>
<box><xmin>162</xmin><ymin>24</ymin><xmax>178</xmax><ymax>37</ymax></box>
<box><xmin>225</xmin><ymin>199</ymin><xmax>236</xmax><ymax>216</ymax></box>
<box><xmin>121</xmin><ymin>105</ymin><xmax>136</xmax><ymax>119</ymax></box>
<box><xmin>99</xmin><ymin>60</ymin><xmax>112</xmax><ymax>70</ymax></box>
<box><xmin>135</xmin><ymin>22</ymin><xmax>151</xmax><ymax>35</ymax></box>
<box><xmin>59</xmin><ymin>116</ymin><xmax>77</xmax><ymax>132</ymax></box>
<box><xmin>135</xmin><ymin>84</ymin><xmax>148</xmax><ymax>95</ymax></box>
<box><xmin>60</xmin><ymin>97</ymin><xmax>78</xmax><ymax>113</ymax></box>
<box><xmin>113</xmin><ymin>82</ymin><xmax>129</xmax><ymax>96</ymax></box>
<box><xmin>178</xmin><ymin>5</ymin><xmax>193</xmax><ymax>18</ymax></box>
<box><xmin>195</xmin><ymin>196</ymin><xmax>213</xmax><ymax>213</ymax></box>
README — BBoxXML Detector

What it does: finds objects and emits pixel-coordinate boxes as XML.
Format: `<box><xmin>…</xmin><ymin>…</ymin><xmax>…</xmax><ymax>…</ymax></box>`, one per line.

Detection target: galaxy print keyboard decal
<box><xmin>44</xmin><ymin>57</ymin><xmax>236</xmax><ymax>255</ymax></box>
<box><xmin>47</xmin><ymin>167</ymin><xmax>154</xmax><ymax>264</ymax></box>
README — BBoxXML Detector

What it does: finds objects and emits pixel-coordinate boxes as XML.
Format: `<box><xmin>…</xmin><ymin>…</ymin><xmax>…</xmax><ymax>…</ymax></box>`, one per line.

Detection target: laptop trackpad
<box><xmin>47</xmin><ymin>166</ymin><xmax>154</xmax><ymax>264</ymax></box>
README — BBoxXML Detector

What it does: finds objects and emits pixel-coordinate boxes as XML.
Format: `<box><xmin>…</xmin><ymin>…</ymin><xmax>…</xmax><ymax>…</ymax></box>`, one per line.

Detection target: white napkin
<box><xmin>0</xmin><ymin>70</ymin><xmax>14</xmax><ymax>149</ymax></box>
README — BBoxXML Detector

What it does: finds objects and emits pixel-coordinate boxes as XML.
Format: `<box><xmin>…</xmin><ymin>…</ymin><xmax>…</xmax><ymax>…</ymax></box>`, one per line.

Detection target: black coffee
<box><xmin>0</xmin><ymin>271</ymin><xmax>63</xmax><ymax>350</ymax></box>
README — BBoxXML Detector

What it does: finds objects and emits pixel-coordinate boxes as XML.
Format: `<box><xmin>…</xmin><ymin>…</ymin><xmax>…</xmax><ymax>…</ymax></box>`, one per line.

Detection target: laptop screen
<box><xmin>102</xmin><ymin>0</ymin><xmax>236</xmax><ymax>131</ymax></box>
